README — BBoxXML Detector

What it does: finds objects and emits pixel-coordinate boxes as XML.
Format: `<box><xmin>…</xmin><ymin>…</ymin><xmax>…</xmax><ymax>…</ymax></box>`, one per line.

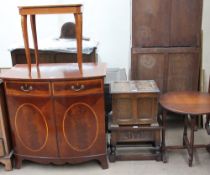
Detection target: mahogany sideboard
<box><xmin>0</xmin><ymin>63</ymin><xmax>108</xmax><ymax>169</ymax></box>
<box><xmin>0</xmin><ymin>80</ymin><xmax>12</xmax><ymax>170</ymax></box>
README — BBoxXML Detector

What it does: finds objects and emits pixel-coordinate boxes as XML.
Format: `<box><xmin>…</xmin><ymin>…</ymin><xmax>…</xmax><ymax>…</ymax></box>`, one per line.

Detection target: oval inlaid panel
<box><xmin>15</xmin><ymin>103</ymin><xmax>48</xmax><ymax>152</ymax></box>
<box><xmin>63</xmin><ymin>103</ymin><xmax>98</xmax><ymax>152</ymax></box>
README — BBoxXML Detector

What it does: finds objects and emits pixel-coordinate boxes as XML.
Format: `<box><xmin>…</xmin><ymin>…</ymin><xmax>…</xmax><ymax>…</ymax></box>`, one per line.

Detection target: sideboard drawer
<box><xmin>52</xmin><ymin>79</ymin><xmax>103</xmax><ymax>96</ymax></box>
<box><xmin>5</xmin><ymin>81</ymin><xmax>51</xmax><ymax>97</ymax></box>
<box><xmin>0</xmin><ymin>138</ymin><xmax>4</xmax><ymax>157</ymax></box>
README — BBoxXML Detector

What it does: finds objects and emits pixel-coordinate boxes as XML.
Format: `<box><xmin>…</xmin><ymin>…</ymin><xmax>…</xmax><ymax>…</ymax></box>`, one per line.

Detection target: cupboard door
<box><xmin>6</xmin><ymin>96</ymin><xmax>58</xmax><ymax>157</ymax></box>
<box><xmin>132</xmin><ymin>53</ymin><xmax>166</xmax><ymax>93</ymax></box>
<box><xmin>132</xmin><ymin>0</ymin><xmax>170</xmax><ymax>47</ymax></box>
<box><xmin>54</xmin><ymin>94</ymin><xmax>106</xmax><ymax>157</ymax></box>
<box><xmin>170</xmin><ymin>0</ymin><xmax>203</xmax><ymax>46</ymax></box>
<box><xmin>167</xmin><ymin>53</ymin><xmax>200</xmax><ymax>91</ymax></box>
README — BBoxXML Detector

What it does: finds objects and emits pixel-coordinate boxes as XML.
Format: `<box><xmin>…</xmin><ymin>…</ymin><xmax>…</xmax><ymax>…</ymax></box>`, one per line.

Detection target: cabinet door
<box><xmin>170</xmin><ymin>0</ymin><xmax>203</xmax><ymax>46</ymax></box>
<box><xmin>167</xmin><ymin>53</ymin><xmax>200</xmax><ymax>91</ymax></box>
<box><xmin>6</xmin><ymin>96</ymin><xmax>58</xmax><ymax>157</ymax></box>
<box><xmin>132</xmin><ymin>0</ymin><xmax>170</xmax><ymax>47</ymax></box>
<box><xmin>54</xmin><ymin>94</ymin><xmax>106</xmax><ymax>158</ymax></box>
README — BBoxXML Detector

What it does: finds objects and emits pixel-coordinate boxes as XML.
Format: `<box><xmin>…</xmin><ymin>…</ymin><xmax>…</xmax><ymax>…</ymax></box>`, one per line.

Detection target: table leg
<box><xmin>21</xmin><ymin>15</ymin><xmax>32</xmax><ymax>76</ymax></box>
<box><xmin>189</xmin><ymin>116</ymin><xmax>195</xmax><ymax>167</ymax></box>
<box><xmin>109</xmin><ymin>131</ymin><xmax>117</xmax><ymax>162</ymax></box>
<box><xmin>155</xmin><ymin>130</ymin><xmax>161</xmax><ymax>161</ymax></box>
<box><xmin>183</xmin><ymin>115</ymin><xmax>187</xmax><ymax>147</ymax></box>
<box><xmin>30</xmin><ymin>15</ymin><xmax>39</xmax><ymax>67</ymax></box>
<box><xmin>74</xmin><ymin>13</ymin><xmax>83</xmax><ymax>72</ymax></box>
<box><xmin>162</xmin><ymin>110</ymin><xmax>167</xmax><ymax>163</ymax></box>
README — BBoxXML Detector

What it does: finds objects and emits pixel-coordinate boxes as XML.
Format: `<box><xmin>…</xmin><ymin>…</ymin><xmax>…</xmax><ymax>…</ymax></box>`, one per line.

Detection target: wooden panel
<box><xmin>63</xmin><ymin>103</ymin><xmax>98</xmax><ymax>151</ymax></box>
<box><xmin>112</xmin><ymin>96</ymin><xmax>133</xmax><ymax>125</ymax></box>
<box><xmin>170</xmin><ymin>0</ymin><xmax>203</xmax><ymax>46</ymax></box>
<box><xmin>54</xmin><ymin>94</ymin><xmax>106</xmax><ymax>157</ymax></box>
<box><xmin>133</xmin><ymin>54</ymin><xmax>165</xmax><ymax>93</ymax></box>
<box><xmin>137</xmin><ymin>97</ymin><xmax>157</xmax><ymax>124</ymax></box>
<box><xmin>6</xmin><ymin>96</ymin><xmax>57</xmax><ymax>157</ymax></box>
<box><xmin>5</xmin><ymin>81</ymin><xmax>51</xmax><ymax>97</ymax></box>
<box><xmin>167</xmin><ymin>53</ymin><xmax>200</xmax><ymax>91</ymax></box>
<box><xmin>52</xmin><ymin>79</ymin><xmax>103</xmax><ymax>96</ymax></box>
<box><xmin>132</xmin><ymin>0</ymin><xmax>170</xmax><ymax>47</ymax></box>
<box><xmin>11</xmin><ymin>50</ymin><xmax>55</xmax><ymax>65</ymax></box>
<box><xmin>116</xmin><ymin>130</ymin><xmax>156</xmax><ymax>142</ymax></box>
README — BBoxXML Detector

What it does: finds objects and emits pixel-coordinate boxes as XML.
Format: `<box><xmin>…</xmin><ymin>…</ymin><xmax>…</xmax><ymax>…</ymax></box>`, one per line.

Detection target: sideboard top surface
<box><xmin>0</xmin><ymin>63</ymin><xmax>106</xmax><ymax>81</ymax></box>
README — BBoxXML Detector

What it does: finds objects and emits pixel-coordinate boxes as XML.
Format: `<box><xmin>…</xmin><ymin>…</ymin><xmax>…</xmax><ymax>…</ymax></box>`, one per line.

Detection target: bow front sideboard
<box><xmin>0</xmin><ymin>63</ymin><xmax>108</xmax><ymax>169</ymax></box>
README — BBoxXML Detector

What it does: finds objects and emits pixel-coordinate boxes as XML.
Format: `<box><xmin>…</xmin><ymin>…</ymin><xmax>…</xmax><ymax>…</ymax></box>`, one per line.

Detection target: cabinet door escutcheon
<box><xmin>71</xmin><ymin>84</ymin><xmax>85</xmax><ymax>92</ymax></box>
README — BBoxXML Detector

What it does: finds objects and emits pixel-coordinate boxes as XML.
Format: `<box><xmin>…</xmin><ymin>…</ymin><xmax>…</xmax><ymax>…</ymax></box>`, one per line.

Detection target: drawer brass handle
<box><xmin>71</xmin><ymin>84</ymin><xmax>85</xmax><ymax>92</ymax></box>
<box><xmin>20</xmin><ymin>85</ymin><xmax>33</xmax><ymax>92</ymax></box>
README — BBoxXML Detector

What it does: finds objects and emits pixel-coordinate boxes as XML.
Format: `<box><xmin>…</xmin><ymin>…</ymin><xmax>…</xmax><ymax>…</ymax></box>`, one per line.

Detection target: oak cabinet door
<box><xmin>6</xmin><ymin>96</ymin><xmax>58</xmax><ymax>157</ymax></box>
<box><xmin>132</xmin><ymin>0</ymin><xmax>170</xmax><ymax>47</ymax></box>
<box><xmin>54</xmin><ymin>94</ymin><xmax>106</xmax><ymax>158</ymax></box>
<box><xmin>170</xmin><ymin>0</ymin><xmax>203</xmax><ymax>47</ymax></box>
<box><xmin>167</xmin><ymin>53</ymin><xmax>200</xmax><ymax>91</ymax></box>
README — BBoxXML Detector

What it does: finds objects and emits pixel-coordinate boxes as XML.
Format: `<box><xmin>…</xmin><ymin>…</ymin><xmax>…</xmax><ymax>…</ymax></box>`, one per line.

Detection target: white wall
<box><xmin>0</xmin><ymin>0</ymin><xmax>131</xmax><ymax>72</ymax></box>
<box><xmin>0</xmin><ymin>0</ymin><xmax>60</xmax><ymax>67</ymax></box>
<box><xmin>0</xmin><ymin>0</ymin><xmax>210</xmax><ymax>89</ymax></box>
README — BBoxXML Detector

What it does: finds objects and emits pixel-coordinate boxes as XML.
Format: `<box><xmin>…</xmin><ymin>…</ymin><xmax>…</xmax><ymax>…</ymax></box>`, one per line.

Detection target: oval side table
<box><xmin>159</xmin><ymin>91</ymin><xmax>210</xmax><ymax>167</ymax></box>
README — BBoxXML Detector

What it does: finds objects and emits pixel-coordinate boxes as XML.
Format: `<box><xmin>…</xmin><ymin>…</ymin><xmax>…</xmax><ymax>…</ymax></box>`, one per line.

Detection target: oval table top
<box><xmin>159</xmin><ymin>91</ymin><xmax>210</xmax><ymax>115</ymax></box>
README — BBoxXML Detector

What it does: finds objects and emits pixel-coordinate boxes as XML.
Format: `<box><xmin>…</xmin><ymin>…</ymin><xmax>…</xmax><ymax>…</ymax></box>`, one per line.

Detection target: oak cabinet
<box><xmin>109</xmin><ymin>80</ymin><xmax>161</xmax><ymax>161</ymax></box>
<box><xmin>131</xmin><ymin>0</ymin><xmax>203</xmax><ymax>93</ymax></box>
